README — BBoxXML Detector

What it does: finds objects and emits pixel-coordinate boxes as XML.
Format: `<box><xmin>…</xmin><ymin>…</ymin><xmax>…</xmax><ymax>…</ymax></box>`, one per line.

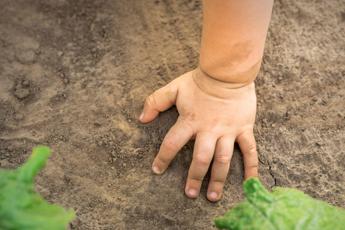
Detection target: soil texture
<box><xmin>0</xmin><ymin>0</ymin><xmax>344</xmax><ymax>229</ymax></box>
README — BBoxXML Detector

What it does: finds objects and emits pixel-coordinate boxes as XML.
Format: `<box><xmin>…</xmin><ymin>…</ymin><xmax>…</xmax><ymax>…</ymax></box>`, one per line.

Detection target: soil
<box><xmin>0</xmin><ymin>0</ymin><xmax>344</xmax><ymax>229</ymax></box>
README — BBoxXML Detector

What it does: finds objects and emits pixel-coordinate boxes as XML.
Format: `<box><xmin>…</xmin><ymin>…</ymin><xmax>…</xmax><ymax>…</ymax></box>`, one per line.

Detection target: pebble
<box><xmin>16</xmin><ymin>49</ymin><xmax>36</xmax><ymax>64</ymax></box>
<box><xmin>58</xmin><ymin>72</ymin><xmax>65</xmax><ymax>78</ymax></box>
<box><xmin>96</xmin><ymin>140</ymin><xmax>103</xmax><ymax>146</ymax></box>
<box><xmin>21</xmin><ymin>80</ymin><xmax>30</xmax><ymax>87</ymax></box>
<box><xmin>0</xmin><ymin>159</ymin><xmax>9</xmax><ymax>167</ymax></box>
<box><xmin>14</xmin><ymin>88</ymin><xmax>30</xmax><ymax>100</ymax></box>
<box><xmin>94</xmin><ymin>121</ymin><xmax>102</xmax><ymax>127</ymax></box>
<box><xmin>14</xmin><ymin>113</ymin><xmax>24</xmax><ymax>121</ymax></box>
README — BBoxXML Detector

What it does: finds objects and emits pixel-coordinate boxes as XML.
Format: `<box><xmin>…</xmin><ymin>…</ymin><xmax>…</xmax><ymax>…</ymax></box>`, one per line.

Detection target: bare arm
<box><xmin>200</xmin><ymin>0</ymin><xmax>273</xmax><ymax>86</ymax></box>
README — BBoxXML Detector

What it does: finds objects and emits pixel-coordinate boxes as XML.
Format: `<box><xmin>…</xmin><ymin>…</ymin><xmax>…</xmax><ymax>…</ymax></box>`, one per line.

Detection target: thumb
<box><xmin>139</xmin><ymin>82</ymin><xmax>178</xmax><ymax>123</ymax></box>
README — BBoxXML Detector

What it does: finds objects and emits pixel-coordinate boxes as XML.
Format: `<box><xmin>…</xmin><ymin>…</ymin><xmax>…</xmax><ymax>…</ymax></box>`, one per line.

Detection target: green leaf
<box><xmin>0</xmin><ymin>146</ymin><xmax>75</xmax><ymax>230</ymax></box>
<box><xmin>215</xmin><ymin>178</ymin><xmax>345</xmax><ymax>230</ymax></box>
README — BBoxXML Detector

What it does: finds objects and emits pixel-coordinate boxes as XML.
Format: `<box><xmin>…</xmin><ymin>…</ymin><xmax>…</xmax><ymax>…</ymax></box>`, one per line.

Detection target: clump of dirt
<box><xmin>15</xmin><ymin>49</ymin><xmax>37</xmax><ymax>65</ymax></box>
<box><xmin>12</xmin><ymin>79</ymin><xmax>34</xmax><ymax>100</ymax></box>
<box><xmin>0</xmin><ymin>0</ymin><xmax>344</xmax><ymax>229</ymax></box>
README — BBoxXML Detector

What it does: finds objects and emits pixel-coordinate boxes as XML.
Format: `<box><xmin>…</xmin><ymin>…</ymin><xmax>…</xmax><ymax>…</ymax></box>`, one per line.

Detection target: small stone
<box><xmin>0</xmin><ymin>159</ymin><xmax>9</xmax><ymax>167</ymax></box>
<box><xmin>14</xmin><ymin>88</ymin><xmax>30</xmax><ymax>100</ymax></box>
<box><xmin>14</xmin><ymin>113</ymin><xmax>24</xmax><ymax>121</ymax></box>
<box><xmin>91</xmin><ymin>47</ymin><xmax>97</xmax><ymax>53</ymax></box>
<box><xmin>94</xmin><ymin>121</ymin><xmax>102</xmax><ymax>127</ymax></box>
<box><xmin>21</xmin><ymin>80</ymin><xmax>30</xmax><ymax>87</ymax></box>
<box><xmin>63</xmin><ymin>78</ymin><xmax>69</xmax><ymax>84</ymax></box>
<box><xmin>16</xmin><ymin>49</ymin><xmax>36</xmax><ymax>64</ymax></box>
<box><xmin>96</xmin><ymin>140</ymin><xmax>103</xmax><ymax>146</ymax></box>
<box><xmin>58</xmin><ymin>72</ymin><xmax>65</xmax><ymax>78</ymax></box>
<box><xmin>57</xmin><ymin>51</ymin><xmax>64</xmax><ymax>56</ymax></box>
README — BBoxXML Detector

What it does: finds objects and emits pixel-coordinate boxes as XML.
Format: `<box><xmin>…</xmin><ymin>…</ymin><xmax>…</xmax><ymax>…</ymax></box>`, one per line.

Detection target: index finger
<box><xmin>152</xmin><ymin>118</ymin><xmax>194</xmax><ymax>174</ymax></box>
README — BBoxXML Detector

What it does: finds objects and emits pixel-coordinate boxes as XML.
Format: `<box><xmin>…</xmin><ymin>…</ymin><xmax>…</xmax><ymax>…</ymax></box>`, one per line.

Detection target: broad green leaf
<box><xmin>215</xmin><ymin>178</ymin><xmax>345</xmax><ymax>230</ymax></box>
<box><xmin>0</xmin><ymin>146</ymin><xmax>75</xmax><ymax>230</ymax></box>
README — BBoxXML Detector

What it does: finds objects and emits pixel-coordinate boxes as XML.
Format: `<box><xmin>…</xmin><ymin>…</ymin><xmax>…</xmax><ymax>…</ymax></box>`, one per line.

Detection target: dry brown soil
<box><xmin>0</xmin><ymin>0</ymin><xmax>345</xmax><ymax>229</ymax></box>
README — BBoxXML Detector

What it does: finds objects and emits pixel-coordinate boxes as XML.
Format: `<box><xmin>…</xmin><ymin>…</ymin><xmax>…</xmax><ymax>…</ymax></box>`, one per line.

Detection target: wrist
<box><xmin>192</xmin><ymin>68</ymin><xmax>256</xmax><ymax>99</ymax></box>
<box><xmin>199</xmin><ymin>59</ymin><xmax>261</xmax><ymax>86</ymax></box>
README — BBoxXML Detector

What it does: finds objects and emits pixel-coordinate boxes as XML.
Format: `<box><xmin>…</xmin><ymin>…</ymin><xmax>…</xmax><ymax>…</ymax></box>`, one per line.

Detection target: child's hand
<box><xmin>139</xmin><ymin>69</ymin><xmax>258</xmax><ymax>202</ymax></box>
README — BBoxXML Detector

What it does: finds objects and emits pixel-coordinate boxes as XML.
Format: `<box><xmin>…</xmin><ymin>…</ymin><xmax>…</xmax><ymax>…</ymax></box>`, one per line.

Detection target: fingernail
<box><xmin>188</xmin><ymin>189</ymin><xmax>198</xmax><ymax>198</ymax></box>
<box><xmin>208</xmin><ymin>192</ymin><xmax>218</xmax><ymax>201</ymax></box>
<box><xmin>139</xmin><ymin>112</ymin><xmax>144</xmax><ymax>121</ymax></box>
<box><xmin>152</xmin><ymin>165</ymin><xmax>161</xmax><ymax>174</ymax></box>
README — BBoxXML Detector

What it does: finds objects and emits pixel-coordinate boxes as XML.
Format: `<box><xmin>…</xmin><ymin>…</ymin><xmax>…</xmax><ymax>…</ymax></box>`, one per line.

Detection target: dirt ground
<box><xmin>0</xmin><ymin>0</ymin><xmax>344</xmax><ymax>229</ymax></box>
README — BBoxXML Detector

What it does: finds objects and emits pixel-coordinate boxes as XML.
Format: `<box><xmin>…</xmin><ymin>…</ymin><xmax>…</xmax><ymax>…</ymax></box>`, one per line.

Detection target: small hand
<box><xmin>139</xmin><ymin>69</ymin><xmax>258</xmax><ymax>202</ymax></box>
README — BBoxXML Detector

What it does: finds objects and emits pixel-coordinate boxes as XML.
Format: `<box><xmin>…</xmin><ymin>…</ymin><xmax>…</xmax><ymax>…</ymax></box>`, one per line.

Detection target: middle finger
<box><xmin>185</xmin><ymin>132</ymin><xmax>217</xmax><ymax>198</ymax></box>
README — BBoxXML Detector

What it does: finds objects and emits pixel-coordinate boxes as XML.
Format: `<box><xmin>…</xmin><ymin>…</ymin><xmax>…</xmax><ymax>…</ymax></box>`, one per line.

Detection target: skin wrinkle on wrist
<box><xmin>192</xmin><ymin>69</ymin><xmax>253</xmax><ymax>100</ymax></box>
<box><xmin>193</xmin><ymin>62</ymin><xmax>260</xmax><ymax>99</ymax></box>
<box><xmin>200</xmin><ymin>41</ymin><xmax>263</xmax><ymax>81</ymax></box>
<box><xmin>200</xmin><ymin>59</ymin><xmax>261</xmax><ymax>85</ymax></box>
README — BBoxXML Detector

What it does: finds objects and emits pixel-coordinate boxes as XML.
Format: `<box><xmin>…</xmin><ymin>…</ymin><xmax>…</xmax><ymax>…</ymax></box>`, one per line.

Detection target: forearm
<box><xmin>199</xmin><ymin>0</ymin><xmax>273</xmax><ymax>85</ymax></box>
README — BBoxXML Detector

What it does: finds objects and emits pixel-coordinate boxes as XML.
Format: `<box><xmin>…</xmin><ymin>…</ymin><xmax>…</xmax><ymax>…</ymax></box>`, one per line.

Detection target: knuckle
<box><xmin>162</xmin><ymin>136</ymin><xmax>178</xmax><ymax>152</ymax></box>
<box><xmin>156</xmin><ymin>154</ymin><xmax>169</xmax><ymax>165</ymax></box>
<box><xmin>178</xmin><ymin>118</ymin><xmax>195</xmax><ymax>134</ymax></box>
<box><xmin>182</xmin><ymin>112</ymin><xmax>197</xmax><ymax>122</ymax></box>
<box><xmin>212</xmin><ymin>178</ymin><xmax>226</xmax><ymax>184</ymax></box>
<box><xmin>193</xmin><ymin>154</ymin><xmax>211</xmax><ymax>167</ymax></box>
<box><xmin>189</xmin><ymin>177</ymin><xmax>202</xmax><ymax>183</ymax></box>
<box><xmin>247</xmin><ymin>163</ymin><xmax>259</xmax><ymax>170</ymax></box>
<box><xmin>247</xmin><ymin>143</ymin><xmax>257</xmax><ymax>155</ymax></box>
<box><xmin>145</xmin><ymin>94</ymin><xmax>157</xmax><ymax>108</ymax></box>
<box><xmin>214</xmin><ymin>153</ymin><xmax>231</xmax><ymax>164</ymax></box>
